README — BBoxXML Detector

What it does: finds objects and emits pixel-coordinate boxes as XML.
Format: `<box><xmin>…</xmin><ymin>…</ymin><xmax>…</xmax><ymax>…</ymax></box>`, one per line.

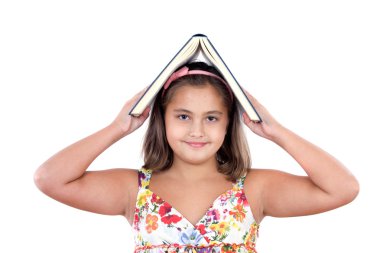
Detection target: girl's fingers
<box><xmin>242</xmin><ymin>112</ymin><xmax>251</xmax><ymax>124</ymax></box>
<box><xmin>242</xmin><ymin>112</ymin><xmax>257</xmax><ymax>131</ymax></box>
<box><xmin>141</xmin><ymin>106</ymin><xmax>151</xmax><ymax>119</ymax></box>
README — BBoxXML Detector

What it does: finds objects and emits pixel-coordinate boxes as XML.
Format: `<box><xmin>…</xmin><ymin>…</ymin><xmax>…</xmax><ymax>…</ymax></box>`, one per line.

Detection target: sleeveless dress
<box><xmin>133</xmin><ymin>168</ymin><xmax>259</xmax><ymax>253</ymax></box>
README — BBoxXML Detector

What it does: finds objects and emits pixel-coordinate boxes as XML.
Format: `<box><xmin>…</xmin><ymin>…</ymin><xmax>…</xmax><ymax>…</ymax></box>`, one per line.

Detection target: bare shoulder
<box><xmin>105</xmin><ymin>168</ymin><xmax>139</xmax><ymax>207</ymax></box>
<box><xmin>115</xmin><ymin>168</ymin><xmax>140</xmax><ymax>224</ymax></box>
<box><xmin>244</xmin><ymin>168</ymin><xmax>338</xmax><ymax>218</ymax></box>
<box><xmin>244</xmin><ymin>168</ymin><xmax>274</xmax><ymax>188</ymax></box>
<box><xmin>123</xmin><ymin>168</ymin><xmax>139</xmax><ymax>197</ymax></box>
<box><xmin>245</xmin><ymin>168</ymin><xmax>293</xmax><ymax>185</ymax></box>
<box><xmin>244</xmin><ymin>168</ymin><xmax>301</xmax><ymax>199</ymax></box>
<box><xmin>243</xmin><ymin>168</ymin><xmax>268</xmax><ymax>223</ymax></box>
<box><xmin>243</xmin><ymin>168</ymin><xmax>291</xmax><ymax>223</ymax></box>
<box><xmin>85</xmin><ymin>168</ymin><xmax>139</xmax><ymax>192</ymax></box>
<box><xmin>56</xmin><ymin>168</ymin><xmax>140</xmax><ymax>218</ymax></box>
<box><xmin>110</xmin><ymin>168</ymin><xmax>139</xmax><ymax>188</ymax></box>
<box><xmin>86</xmin><ymin>168</ymin><xmax>140</xmax><ymax>223</ymax></box>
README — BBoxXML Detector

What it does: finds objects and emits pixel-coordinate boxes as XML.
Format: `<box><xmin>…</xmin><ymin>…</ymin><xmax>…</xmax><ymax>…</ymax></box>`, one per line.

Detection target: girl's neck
<box><xmin>168</xmin><ymin>158</ymin><xmax>221</xmax><ymax>182</ymax></box>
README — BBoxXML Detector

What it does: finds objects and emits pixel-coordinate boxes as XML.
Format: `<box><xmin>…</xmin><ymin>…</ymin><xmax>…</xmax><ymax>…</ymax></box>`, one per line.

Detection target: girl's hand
<box><xmin>111</xmin><ymin>88</ymin><xmax>151</xmax><ymax>136</ymax></box>
<box><xmin>242</xmin><ymin>90</ymin><xmax>283</xmax><ymax>141</ymax></box>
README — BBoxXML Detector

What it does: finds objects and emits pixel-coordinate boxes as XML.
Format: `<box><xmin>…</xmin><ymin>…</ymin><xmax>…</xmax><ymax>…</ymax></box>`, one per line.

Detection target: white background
<box><xmin>1</xmin><ymin>1</ymin><xmax>379</xmax><ymax>252</ymax></box>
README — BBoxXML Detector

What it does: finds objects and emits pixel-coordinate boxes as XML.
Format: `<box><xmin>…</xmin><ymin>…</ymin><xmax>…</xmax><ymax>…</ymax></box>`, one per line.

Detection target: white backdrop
<box><xmin>1</xmin><ymin>1</ymin><xmax>379</xmax><ymax>252</ymax></box>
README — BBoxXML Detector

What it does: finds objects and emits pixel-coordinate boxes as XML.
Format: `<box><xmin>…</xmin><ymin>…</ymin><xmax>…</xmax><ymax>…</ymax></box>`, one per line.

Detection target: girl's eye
<box><xmin>207</xmin><ymin>116</ymin><xmax>218</xmax><ymax>122</ymax></box>
<box><xmin>178</xmin><ymin>115</ymin><xmax>189</xmax><ymax>120</ymax></box>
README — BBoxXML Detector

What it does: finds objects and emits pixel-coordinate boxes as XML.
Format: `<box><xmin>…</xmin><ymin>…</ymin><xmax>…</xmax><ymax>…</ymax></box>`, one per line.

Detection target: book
<box><xmin>129</xmin><ymin>34</ymin><xmax>262</xmax><ymax>122</ymax></box>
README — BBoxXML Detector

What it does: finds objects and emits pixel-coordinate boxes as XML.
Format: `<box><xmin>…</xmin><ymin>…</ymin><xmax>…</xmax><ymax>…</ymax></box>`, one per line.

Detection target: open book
<box><xmin>129</xmin><ymin>34</ymin><xmax>262</xmax><ymax>122</ymax></box>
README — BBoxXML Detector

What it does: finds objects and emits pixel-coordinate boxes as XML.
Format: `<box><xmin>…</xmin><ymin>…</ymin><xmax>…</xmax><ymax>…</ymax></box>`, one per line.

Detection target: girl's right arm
<box><xmin>34</xmin><ymin>89</ymin><xmax>150</xmax><ymax>219</ymax></box>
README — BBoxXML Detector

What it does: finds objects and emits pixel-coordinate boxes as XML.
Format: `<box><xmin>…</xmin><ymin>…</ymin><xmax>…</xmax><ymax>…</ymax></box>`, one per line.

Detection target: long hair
<box><xmin>142</xmin><ymin>62</ymin><xmax>251</xmax><ymax>181</ymax></box>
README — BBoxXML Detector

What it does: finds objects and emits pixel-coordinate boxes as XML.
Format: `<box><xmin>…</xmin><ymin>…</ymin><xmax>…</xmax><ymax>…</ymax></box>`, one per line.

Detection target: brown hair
<box><xmin>142</xmin><ymin>62</ymin><xmax>251</xmax><ymax>181</ymax></box>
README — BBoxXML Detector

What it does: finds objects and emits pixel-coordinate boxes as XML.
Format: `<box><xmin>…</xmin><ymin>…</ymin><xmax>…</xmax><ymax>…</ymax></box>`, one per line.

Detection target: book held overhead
<box><xmin>129</xmin><ymin>34</ymin><xmax>262</xmax><ymax>122</ymax></box>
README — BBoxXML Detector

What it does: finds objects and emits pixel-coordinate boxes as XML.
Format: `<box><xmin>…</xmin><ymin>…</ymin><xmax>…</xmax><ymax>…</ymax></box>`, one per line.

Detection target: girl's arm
<box><xmin>243</xmin><ymin>92</ymin><xmax>359</xmax><ymax>218</ymax></box>
<box><xmin>34</xmin><ymin>89</ymin><xmax>150</xmax><ymax>217</ymax></box>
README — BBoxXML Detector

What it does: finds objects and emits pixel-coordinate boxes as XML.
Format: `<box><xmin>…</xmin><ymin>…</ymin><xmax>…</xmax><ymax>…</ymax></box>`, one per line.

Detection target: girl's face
<box><xmin>164</xmin><ymin>83</ymin><xmax>229</xmax><ymax>166</ymax></box>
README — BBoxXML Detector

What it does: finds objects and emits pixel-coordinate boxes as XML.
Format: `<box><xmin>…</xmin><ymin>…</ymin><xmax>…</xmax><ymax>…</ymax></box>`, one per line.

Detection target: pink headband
<box><xmin>162</xmin><ymin>66</ymin><xmax>233</xmax><ymax>100</ymax></box>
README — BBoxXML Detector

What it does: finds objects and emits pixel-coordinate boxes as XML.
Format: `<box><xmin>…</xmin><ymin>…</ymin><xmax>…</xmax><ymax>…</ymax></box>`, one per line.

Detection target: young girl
<box><xmin>34</xmin><ymin>62</ymin><xmax>359</xmax><ymax>253</ymax></box>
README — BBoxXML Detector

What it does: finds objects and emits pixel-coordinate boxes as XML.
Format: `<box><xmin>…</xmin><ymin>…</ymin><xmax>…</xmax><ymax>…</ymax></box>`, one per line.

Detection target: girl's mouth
<box><xmin>185</xmin><ymin>141</ymin><xmax>208</xmax><ymax>148</ymax></box>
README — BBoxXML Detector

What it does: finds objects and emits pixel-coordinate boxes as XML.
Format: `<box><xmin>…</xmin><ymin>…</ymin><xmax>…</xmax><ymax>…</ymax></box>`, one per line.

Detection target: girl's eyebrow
<box><xmin>205</xmin><ymin>110</ymin><xmax>224</xmax><ymax>115</ymax></box>
<box><xmin>173</xmin><ymin>109</ymin><xmax>224</xmax><ymax>115</ymax></box>
<box><xmin>173</xmin><ymin>109</ymin><xmax>192</xmax><ymax>114</ymax></box>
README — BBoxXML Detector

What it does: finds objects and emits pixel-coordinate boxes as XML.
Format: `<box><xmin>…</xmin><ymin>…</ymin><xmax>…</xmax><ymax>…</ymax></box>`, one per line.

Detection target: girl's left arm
<box><xmin>243</xmin><ymin>92</ymin><xmax>360</xmax><ymax>218</ymax></box>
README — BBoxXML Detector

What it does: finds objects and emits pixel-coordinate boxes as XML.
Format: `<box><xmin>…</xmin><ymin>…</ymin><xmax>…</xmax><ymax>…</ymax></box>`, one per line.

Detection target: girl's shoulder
<box><xmin>244</xmin><ymin>168</ymin><xmax>302</xmax><ymax>223</ymax></box>
<box><xmin>244</xmin><ymin>168</ymin><xmax>265</xmax><ymax>192</ymax></box>
<box><xmin>245</xmin><ymin>167</ymin><xmax>269</xmax><ymax>182</ymax></box>
<box><xmin>117</xmin><ymin>168</ymin><xmax>140</xmax><ymax>224</ymax></box>
<box><xmin>244</xmin><ymin>168</ymin><xmax>292</xmax><ymax>223</ymax></box>
<box><xmin>103</xmin><ymin>168</ymin><xmax>140</xmax><ymax>196</ymax></box>
<box><xmin>246</xmin><ymin>167</ymin><xmax>299</xmax><ymax>181</ymax></box>
<box><xmin>243</xmin><ymin>168</ymin><xmax>274</xmax><ymax>223</ymax></box>
<box><xmin>245</xmin><ymin>168</ymin><xmax>288</xmax><ymax>184</ymax></box>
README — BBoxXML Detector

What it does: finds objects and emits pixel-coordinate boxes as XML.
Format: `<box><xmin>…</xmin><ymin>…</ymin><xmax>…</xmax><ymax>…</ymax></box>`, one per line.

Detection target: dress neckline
<box><xmin>146</xmin><ymin>187</ymin><xmax>238</xmax><ymax>228</ymax></box>
<box><xmin>141</xmin><ymin>168</ymin><xmax>247</xmax><ymax>229</ymax></box>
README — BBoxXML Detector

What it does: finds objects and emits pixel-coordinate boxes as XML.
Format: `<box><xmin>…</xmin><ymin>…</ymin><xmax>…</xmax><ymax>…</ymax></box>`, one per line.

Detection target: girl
<box><xmin>34</xmin><ymin>62</ymin><xmax>359</xmax><ymax>253</ymax></box>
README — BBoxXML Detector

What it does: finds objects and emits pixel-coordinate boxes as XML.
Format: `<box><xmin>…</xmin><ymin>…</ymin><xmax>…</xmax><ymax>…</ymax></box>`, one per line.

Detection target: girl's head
<box><xmin>143</xmin><ymin>62</ymin><xmax>251</xmax><ymax>181</ymax></box>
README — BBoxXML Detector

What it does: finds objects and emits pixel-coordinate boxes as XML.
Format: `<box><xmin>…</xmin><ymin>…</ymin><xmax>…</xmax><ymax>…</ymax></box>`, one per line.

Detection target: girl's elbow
<box><xmin>34</xmin><ymin>166</ymin><xmax>56</xmax><ymax>194</ymax></box>
<box><xmin>34</xmin><ymin>167</ymin><xmax>47</xmax><ymax>191</ymax></box>
<box><xmin>340</xmin><ymin>177</ymin><xmax>360</xmax><ymax>205</ymax></box>
<box><xmin>350</xmin><ymin>177</ymin><xmax>360</xmax><ymax>200</ymax></box>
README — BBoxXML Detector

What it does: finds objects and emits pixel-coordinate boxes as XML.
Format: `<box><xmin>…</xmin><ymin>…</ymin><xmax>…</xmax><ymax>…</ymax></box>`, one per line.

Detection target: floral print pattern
<box><xmin>133</xmin><ymin>168</ymin><xmax>259</xmax><ymax>253</ymax></box>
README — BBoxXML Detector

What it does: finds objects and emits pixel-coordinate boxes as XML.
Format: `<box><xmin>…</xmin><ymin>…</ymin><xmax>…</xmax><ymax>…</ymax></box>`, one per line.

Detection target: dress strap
<box><xmin>233</xmin><ymin>171</ymin><xmax>248</xmax><ymax>190</ymax></box>
<box><xmin>138</xmin><ymin>168</ymin><xmax>153</xmax><ymax>190</ymax></box>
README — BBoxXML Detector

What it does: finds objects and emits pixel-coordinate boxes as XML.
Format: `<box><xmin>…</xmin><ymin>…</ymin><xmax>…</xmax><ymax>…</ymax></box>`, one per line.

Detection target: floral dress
<box><xmin>133</xmin><ymin>168</ymin><xmax>259</xmax><ymax>253</ymax></box>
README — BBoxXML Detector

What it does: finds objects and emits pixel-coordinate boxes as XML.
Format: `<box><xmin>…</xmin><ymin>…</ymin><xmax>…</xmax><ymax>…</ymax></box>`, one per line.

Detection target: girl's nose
<box><xmin>189</xmin><ymin>120</ymin><xmax>204</xmax><ymax>138</ymax></box>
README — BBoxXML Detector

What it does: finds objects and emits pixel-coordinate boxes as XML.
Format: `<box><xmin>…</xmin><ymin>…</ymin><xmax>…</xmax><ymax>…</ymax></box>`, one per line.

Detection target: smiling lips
<box><xmin>185</xmin><ymin>141</ymin><xmax>208</xmax><ymax>148</ymax></box>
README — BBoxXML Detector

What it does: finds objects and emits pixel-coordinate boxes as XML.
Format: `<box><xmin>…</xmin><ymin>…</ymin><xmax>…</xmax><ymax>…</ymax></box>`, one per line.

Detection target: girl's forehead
<box><xmin>167</xmin><ymin>84</ymin><xmax>228</xmax><ymax>112</ymax></box>
<box><xmin>170</xmin><ymin>84</ymin><xmax>223</xmax><ymax>101</ymax></box>
<box><xmin>170</xmin><ymin>83</ymin><xmax>223</xmax><ymax>98</ymax></box>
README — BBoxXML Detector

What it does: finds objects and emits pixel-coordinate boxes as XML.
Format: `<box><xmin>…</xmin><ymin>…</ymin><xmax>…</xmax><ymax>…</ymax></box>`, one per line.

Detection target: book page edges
<box><xmin>129</xmin><ymin>37</ymin><xmax>201</xmax><ymax>116</ymax></box>
<box><xmin>199</xmin><ymin>38</ymin><xmax>261</xmax><ymax>122</ymax></box>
